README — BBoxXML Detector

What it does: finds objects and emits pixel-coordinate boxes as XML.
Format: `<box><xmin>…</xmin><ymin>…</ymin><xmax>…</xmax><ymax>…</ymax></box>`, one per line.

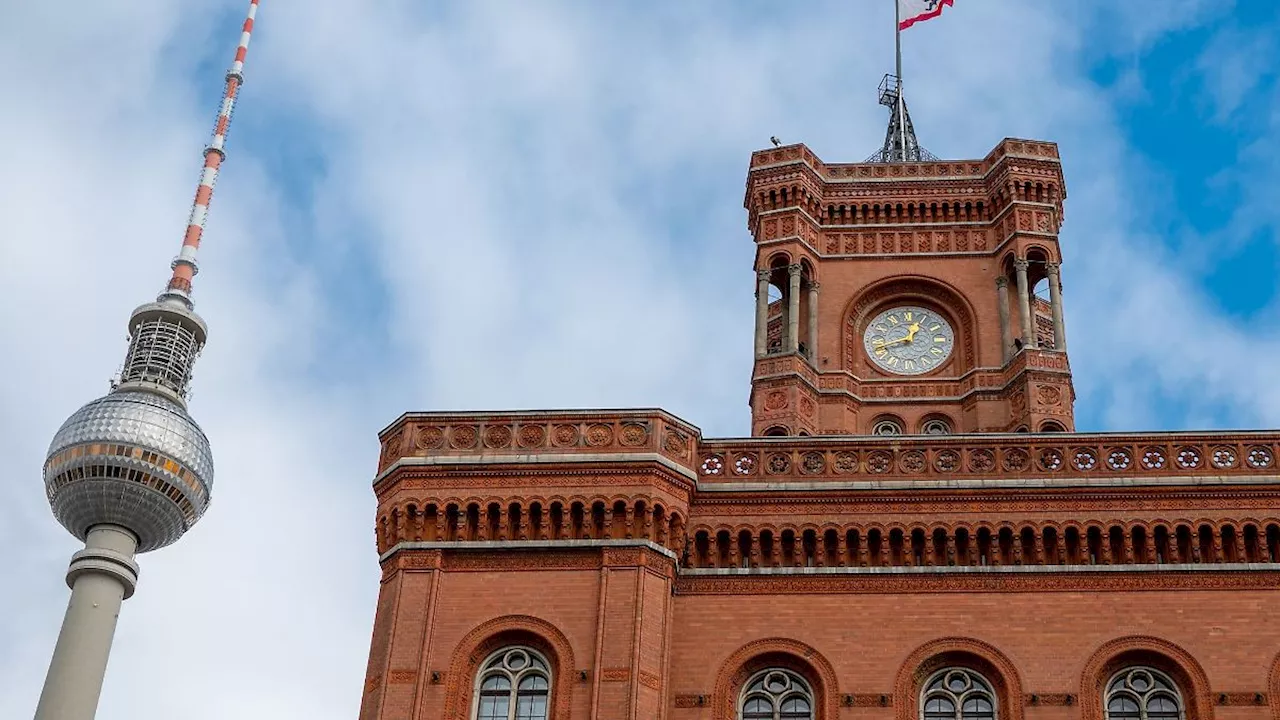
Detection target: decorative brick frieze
<box><xmin>674</xmin><ymin>571</ymin><xmax>1280</xmax><ymax>595</ymax></box>
<box><xmin>697</xmin><ymin>433</ymin><xmax>1278</xmax><ymax>483</ymax></box>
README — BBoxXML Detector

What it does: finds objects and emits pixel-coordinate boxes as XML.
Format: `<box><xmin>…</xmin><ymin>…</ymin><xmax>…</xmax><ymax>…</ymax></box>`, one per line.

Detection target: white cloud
<box><xmin>3</xmin><ymin>2</ymin><xmax>1279</xmax><ymax>719</ymax></box>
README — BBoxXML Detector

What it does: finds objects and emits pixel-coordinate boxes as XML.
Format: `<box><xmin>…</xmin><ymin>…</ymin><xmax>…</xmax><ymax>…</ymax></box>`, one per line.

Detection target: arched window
<box><xmin>921</xmin><ymin>668</ymin><xmax>996</xmax><ymax>720</ymax></box>
<box><xmin>921</xmin><ymin>418</ymin><xmax>952</xmax><ymax>435</ymax></box>
<box><xmin>740</xmin><ymin>669</ymin><xmax>814</xmax><ymax>720</ymax></box>
<box><xmin>472</xmin><ymin>647</ymin><xmax>550</xmax><ymax>720</ymax></box>
<box><xmin>1104</xmin><ymin>667</ymin><xmax>1184</xmax><ymax>720</ymax></box>
<box><xmin>872</xmin><ymin>417</ymin><xmax>904</xmax><ymax>436</ymax></box>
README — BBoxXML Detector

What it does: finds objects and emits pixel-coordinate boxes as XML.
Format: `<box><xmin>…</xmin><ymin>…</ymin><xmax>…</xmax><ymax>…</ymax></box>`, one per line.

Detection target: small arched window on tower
<box><xmin>472</xmin><ymin>647</ymin><xmax>551</xmax><ymax>720</ymax></box>
<box><xmin>922</xmin><ymin>669</ymin><xmax>997</xmax><ymax>720</ymax></box>
<box><xmin>872</xmin><ymin>416</ymin><xmax>905</xmax><ymax>436</ymax></box>
<box><xmin>740</xmin><ymin>669</ymin><xmax>814</xmax><ymax>720</ymax></box>
<box><xmin>920</xmin><ymin>417</ymin><xmax>953</xmax><ymax>435</ymax></box>
<box><xmin>1104</xmin><ymin>667</ymin><xmax>1184</xmax><ymax>720</ymax></box>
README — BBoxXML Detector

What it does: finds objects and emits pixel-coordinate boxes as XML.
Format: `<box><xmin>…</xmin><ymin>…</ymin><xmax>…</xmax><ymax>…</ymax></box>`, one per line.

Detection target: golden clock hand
<box><xmin>876</xmin><ymin>336</ymin><xmax>911</xmax><ymax>349</ymax></box>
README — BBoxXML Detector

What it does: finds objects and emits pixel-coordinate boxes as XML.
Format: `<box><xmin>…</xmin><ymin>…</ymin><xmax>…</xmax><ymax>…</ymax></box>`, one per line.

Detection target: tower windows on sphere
<box><xmin>472</xmin><ymin>647</ymin><xmax>551</xmax><ymax>720</ymax></box>
<box><xmin>740</xmin><ymin>669</ymin><xmax>815</xmax><ymax>720</ymax></box>
<box><xmin>1104</xmin><ymin>668</ymin><xmax>1184</xmax><ymax>720</ymax></box>
<box><xmin>921</xmin><ymin>668</ymin><xmax>997</xmax><ymax>720</ymax></box>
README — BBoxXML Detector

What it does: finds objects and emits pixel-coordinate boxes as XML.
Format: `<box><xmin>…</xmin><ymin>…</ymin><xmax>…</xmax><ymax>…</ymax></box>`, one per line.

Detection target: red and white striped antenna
<box><xmin>162</xmin><ymin>0</ymin><xmax>261</xmax><ymax>304</ymax></box>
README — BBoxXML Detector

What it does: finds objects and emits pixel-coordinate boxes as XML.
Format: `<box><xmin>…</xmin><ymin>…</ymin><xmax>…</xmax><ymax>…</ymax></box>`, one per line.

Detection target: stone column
<box><xmin>787</xmin><ymin>263</ymin><xmax>802</xmax><ymax>354</ymax></box>
<box><xmin>1046</xmin><ymin>262</ymin><xmax>1067</xmax><ymax>351</ymax></box>
<box><xmin>34</xmin><ymin>525</ymin><xmax>140</xmax><ymax>720</ymax></box>
<box><xmin>996</xmin><ymin>276</ymin><xmax>1013</xmax><ymax>363</ymax></box>
<box><xmin>754</xmin><ymin>270</ymin><xmax>770</xmax><ymax>357</ymax></box>
<box><xmin>1014</xmin><ymin>258</ymin><xmax>1037</xmax><ymax>349</ymax></box>
<box><xmin>807</xmin><ymin>281</ymin><xmax>820</xmax><ymax>361</ymax></box>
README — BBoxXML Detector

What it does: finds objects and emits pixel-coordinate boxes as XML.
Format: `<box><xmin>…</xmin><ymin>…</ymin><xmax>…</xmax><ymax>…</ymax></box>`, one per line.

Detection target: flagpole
<box><xmin>895</xmin><ymin>0</ymin><xmax>907</xmax><ymax>161</ymax></box>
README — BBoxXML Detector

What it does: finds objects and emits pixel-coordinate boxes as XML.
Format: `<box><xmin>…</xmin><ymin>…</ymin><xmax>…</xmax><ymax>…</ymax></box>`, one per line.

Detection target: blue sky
<box><xmin>2</xmin><ymin>1</ymin><xmax>1279</xmax><ymax>718</ymax></box>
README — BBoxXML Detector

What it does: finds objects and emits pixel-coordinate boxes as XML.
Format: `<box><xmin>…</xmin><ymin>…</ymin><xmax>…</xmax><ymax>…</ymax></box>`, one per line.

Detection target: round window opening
<box><xmin>922</xmin><ymin>419</ymin><xmax>952</xmax><ymax>435</ymax></box>
<box><xmin>873</xmin><ymin>418</ymin><xmax>904</xmax><ymax>436</ymax></box>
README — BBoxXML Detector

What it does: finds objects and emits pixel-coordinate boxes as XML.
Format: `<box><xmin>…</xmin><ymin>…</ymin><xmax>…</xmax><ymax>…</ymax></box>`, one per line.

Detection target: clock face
<box><xmin>863</xmin><ymin>306</ymin><xmax>955</xmax><ymax>375</ymax></box>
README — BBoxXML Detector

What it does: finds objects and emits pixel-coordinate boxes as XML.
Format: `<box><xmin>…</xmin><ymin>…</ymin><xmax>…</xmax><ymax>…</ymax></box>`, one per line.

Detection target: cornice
<box><xmin>376</xmin><ymin>452</ymin><xmax>697</xmax><ymax>485</ymax></box>
<box><xmin>380</xmin><ymin>538</ymin><xmax>678</xmax><ymax>564</ymax></box>
<box><xmin>680</xmin><ymin>563</ymin><xmax>1280</xmax><ymax>577</ymax></box>
<box><xmin>694</xmin><ymin>473</ymin><xmax>1280</xmax><ymax>494</ymax></box>
<box><xmin>673</xmin><ymin>568</ymin><xmax>1280</xmax><ymax>595</ymax></box>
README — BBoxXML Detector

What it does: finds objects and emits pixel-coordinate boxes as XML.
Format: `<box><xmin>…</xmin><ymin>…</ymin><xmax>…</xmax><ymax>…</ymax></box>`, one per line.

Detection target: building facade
<box><xmin>359</xmin><ymin>138</ymin><xmax>1280</xmax><ymax>720</ymax></box>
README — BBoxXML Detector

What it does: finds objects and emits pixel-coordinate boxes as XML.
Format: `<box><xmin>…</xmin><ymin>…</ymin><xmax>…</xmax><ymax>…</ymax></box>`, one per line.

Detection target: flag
<box><xmin>898</xmin><ymin>0</ymin><xmax>954</xmax><ymax>30</ymax></box>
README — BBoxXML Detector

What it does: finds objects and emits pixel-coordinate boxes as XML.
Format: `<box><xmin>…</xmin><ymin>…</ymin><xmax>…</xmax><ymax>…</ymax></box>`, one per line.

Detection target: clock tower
<box><xmin>746</xmin><ymin>136</ymin><xmax>1074</xmax><ymax>437</ymax></box>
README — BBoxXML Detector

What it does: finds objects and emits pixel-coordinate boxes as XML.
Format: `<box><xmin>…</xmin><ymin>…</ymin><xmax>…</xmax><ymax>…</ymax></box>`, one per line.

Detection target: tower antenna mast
<box><xmin>35</xmin><ymin>3</ymin><xmax>262</xmax><ymax>719</ymax></box>
<box><xmin>165</xmin><ymin>0</ymin><xmax>260</xmax><ymax>304</ymax></box>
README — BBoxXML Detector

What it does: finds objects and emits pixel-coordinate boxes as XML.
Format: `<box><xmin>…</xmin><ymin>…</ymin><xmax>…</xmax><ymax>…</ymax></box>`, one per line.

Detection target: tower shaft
<box><xmin>33</xmin><ymin>527</ymin><xmax>139</xmax><ymax>720</ymax></box>
<box><xmin>34</xmin><ymin>2</ymin><xmax>263</xmax><ymax>718</ymax></box>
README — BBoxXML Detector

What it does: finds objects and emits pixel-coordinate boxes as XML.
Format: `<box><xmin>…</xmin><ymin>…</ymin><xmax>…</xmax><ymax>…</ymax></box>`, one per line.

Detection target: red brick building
<box><xmin>359</xmin><ymin>138</ymin><xmax>1280</xmax><ymax>720</ymax></box>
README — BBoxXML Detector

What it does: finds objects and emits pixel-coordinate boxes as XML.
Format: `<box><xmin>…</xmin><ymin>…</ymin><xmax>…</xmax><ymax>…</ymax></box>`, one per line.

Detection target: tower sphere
<box><xmin>44</xmin><ymin>389</ymin><xmax>214</xmax><ymax>553</ymax></box>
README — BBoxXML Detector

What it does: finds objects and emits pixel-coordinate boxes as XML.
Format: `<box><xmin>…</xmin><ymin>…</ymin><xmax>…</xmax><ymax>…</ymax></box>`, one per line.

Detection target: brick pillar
<box><xmin>591</xmin><ymin>549</ymin><xmax>676</xmax><ymax>720</ymax></box>
<box><xmin>360</xmin><ymin>552</ymin><xmax>441</xmax><ymax>720</ymax></box>
<box><xmin>1014</xmin><ymin>258</ymin><xmax>1036</xmax><ymax>349</ymax></box>
<box><xmin>754</xmin><ymin>270</ymin><xmax>770</xmax><ymax>357</ymax></box>
<box><xmin>1046</xmin><ymin>262</ymin><xmax>1068</xmax><ymax>351</ymax></box>
<box><xmin>786</xmin><ymin>263</ymin><xmax>802</xmax><ymax>353</ymax></box>
<box><xmin>996</xmin><ymin>276</ymin><xmax>1013</xmax><ymax>363</ymax></box>
<box><xmin>807</xmin><ymin>281</ymin><xmax>820</xmax><ymax>361</ymax></box>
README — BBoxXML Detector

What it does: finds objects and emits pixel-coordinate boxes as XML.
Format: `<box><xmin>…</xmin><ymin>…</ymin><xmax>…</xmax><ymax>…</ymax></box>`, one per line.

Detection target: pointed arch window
<box><xmin>1104</xmin><ymin>668</ymin><xmax>1184</xmax><ymax>720</ymax></box>
<box><xmin>921</xmin><ymin>669</ymin><xmax>996</xmax><ymax>720</ymax></box>
<box><xmin>473</xmin><ymin>647</ymin><xmax>550</xmax><ymax>720</ymax></box>
<box><xmin>740</xmin><ymin>669</ymin><xmax>814</xmax><ymax>720</ymax></box>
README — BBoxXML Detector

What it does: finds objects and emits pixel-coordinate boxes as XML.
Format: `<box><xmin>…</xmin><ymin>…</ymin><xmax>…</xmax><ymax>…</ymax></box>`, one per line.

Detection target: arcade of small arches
<box><xmin>997</xmin><ymin>247</ymin><xmax>1066</xmax><ymax>362</ymax></box>
<box><xmin>755</xmin><ymin>257</ymin><xmax>819</xmax><ymax>361</ymax></box>
<box><xmin>457</xmin><ymin>638</ymin><xmax>1217</xmax><ymax>720</ymax></box>
<box><xmin>686</xmin><ymin>518</ymin><xmax>1280</xmax><ymax>571</ymax></box>
<box><xmin>375</xmin><ymin>496</ymin><xmax>686</xmax><ymax>555</ymax></box>
<box><xmin>750</xmin><ymin>177</ymin><xmax>1061</xmax><ymax>228</ymax></box>
<box><xmin>758</xmin><ymin>414</ymin><xmax>1067</xmax><ymax>440</ymax></box>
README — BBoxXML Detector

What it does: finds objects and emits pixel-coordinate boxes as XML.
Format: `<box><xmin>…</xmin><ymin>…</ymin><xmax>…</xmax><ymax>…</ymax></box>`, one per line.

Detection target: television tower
<box><xmin>34</xmin><ymin>2</ymin><xmax>261</xmax><ymax>718</ymax></box>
